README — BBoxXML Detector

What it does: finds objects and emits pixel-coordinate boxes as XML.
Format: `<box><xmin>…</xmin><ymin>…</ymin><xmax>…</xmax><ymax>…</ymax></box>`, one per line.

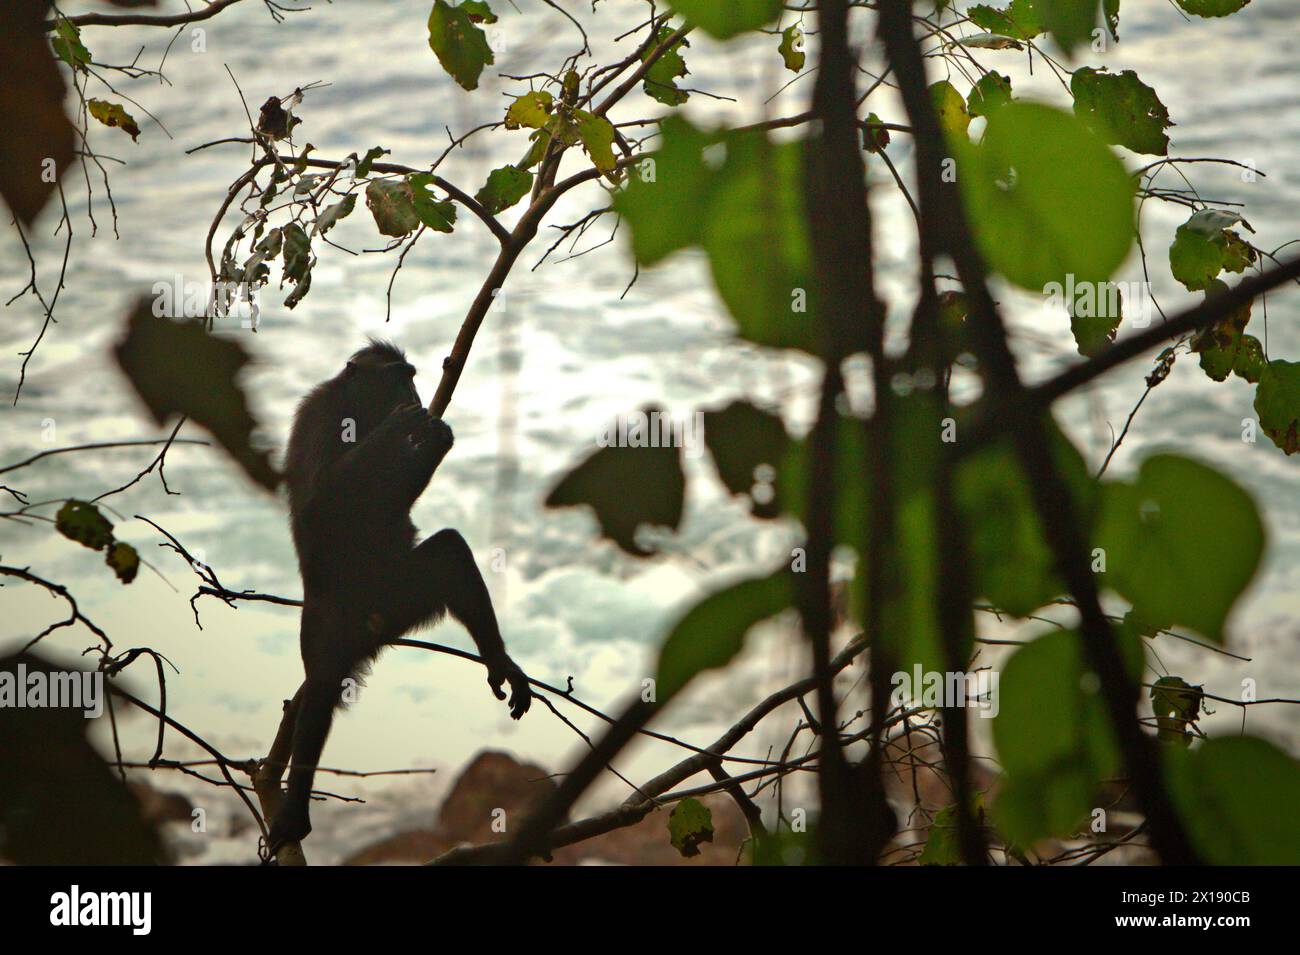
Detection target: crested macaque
<box><xmin>267</xmin><ymin>340</ymin><xmax>531</xmax><ymax>854</ymax></box>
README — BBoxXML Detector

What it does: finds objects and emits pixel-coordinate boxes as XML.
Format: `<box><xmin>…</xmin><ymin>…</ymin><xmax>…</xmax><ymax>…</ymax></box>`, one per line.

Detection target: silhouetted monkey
<box><xmin>267</xmin><ymin>340</ymin><xmax>530</xmax><ymax>854</ymax></box>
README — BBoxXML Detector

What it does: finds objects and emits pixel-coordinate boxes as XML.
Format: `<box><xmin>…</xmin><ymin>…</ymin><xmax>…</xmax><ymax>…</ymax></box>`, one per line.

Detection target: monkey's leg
<box><xmin>268</xmin><ymin>671</ymin><xmax>347</xmax><ymax>851</ymax></box>
<box><xmin>390</xmin><ymin>529</ymin><xmax>532</xmax><ymax>719</ymax></box>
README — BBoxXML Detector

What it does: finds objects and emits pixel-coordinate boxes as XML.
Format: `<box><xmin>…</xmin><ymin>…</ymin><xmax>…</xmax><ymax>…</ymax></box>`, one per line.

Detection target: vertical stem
<box><xmin>804</xmin><ymin>0</ymin><xmax>895</xmax><ymax>863</ymax></box>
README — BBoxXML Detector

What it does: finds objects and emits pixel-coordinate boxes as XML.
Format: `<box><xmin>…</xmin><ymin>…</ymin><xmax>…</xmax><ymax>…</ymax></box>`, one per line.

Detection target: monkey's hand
<box><xmin>390</xmin><ymin>404</ymin><xmax>453</xmax><ymax>455</ymax></box>
<box><xmin>486</xmin><ymin>654</ymin><xmax>532</xmax><ymax>720</ymax></box>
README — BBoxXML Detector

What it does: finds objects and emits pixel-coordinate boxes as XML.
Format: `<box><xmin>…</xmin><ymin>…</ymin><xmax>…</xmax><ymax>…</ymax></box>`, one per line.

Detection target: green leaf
<box><xmin>1150</xmin><ymin>676</ymin><xmax>1202</xmax><ymax>745</ymax></box>
<box><xmin>51</xmin><ymin>17</ymin><xmax>91</xmax><ymax>69</ymax></box>
<box><xmin>355</xmin><ymin>146</ymin><xmax>389</xmax><ymax>178</ymax></box>
<box><xmin>967</xmin><ymin>0</ymin><xmax>1044</xmax><ymax>39</ymax></box>
<box><xmin>284</xmin><ymin>270</ymin><xmax>311</xmax><ymax>310</ymax></box>
<box><xmin>504</xmin><ymin>91</ymin><xmax>554</xmax><ymax>130</ymax></box>
<box><xmin>473</xmin><ymin>165</ymin><xmax>532</xmax><ymax>215</ymax></box>
<box><xmin>1232</xmin><ymin>334</ymin><xmax>1265</xmax><ymax>384</ymax></box>
<box><xmin>1173</xmin><ymin>0</ymin><xmax>1250</xmax><ymax>17</ymax></box>
<box><xmin>614</xmin><ymin>116</ymin><xmax>714</xmax><ymax>265</ymax></box>
<box><xmin>919</xmin><ymin>796</ymin><xmax>985</xmax><ymax>865</ymax></box>
<box><xmin>544</xmin><ymin>416</ymin><xmax>685</xmax><ymax>556</ymax></box>
<box><xmin>667</xmin><ymin>0</ymin><xmax>782</xmax><ymax>39</ymax></box>
<box><xmin>1165</xmin><ymin>736</ymin><xmax>1300</xmax><ymax>864</ymax></box>
<box><xmin>778</xmin><ymin>25</ymin><xmax>806</xmax><ymax>73</ymax></box>
<box><xmin>460</xmin><ymin>0</ymin><xmax>497</xmax><ymax>23</ymax></box>
<box><xmin>1096</xmin><ymin>454</ymin><xmax>1264</xmax><ymax>641</ymax></box>
<box><xmin>667</xmin><ymin>797</ymin><xmax>715</xmax><ymax>857</ymax></box>
<box><xmin>1071</xmin><ymin>68</ymin><xmax>1171</xmax><ymax>156</ymax></box>
<box><xmin>1104</xmin><ymin>0</ymin><xmax>1121</xmax><ymax>40</ymax></box>
<box><xmin>409</xmin><ymin>173</ymin><xmax>458</xmax><ymax>232</ymax></box>
<box><xmin>643</xmin><ymin>27</ymin><xmax>690</xmax><ymax>106</ymax></box>
<box><xmin>240</xmin><ymin>227</ymin><xmax>282</xmax><ymax>285</ymax></box>
<box><xmin>105</xmin><ymin>541</ymin><xmax>139</xmax><ymax>585</ymax></box>
<box><xmin>992</xmin><ymin>630</ymin><xmax>1119</xmax><ymax>845</ymax></box>
<box><xmin>702</xmin><ymin>400</ymin><xmax>790</xmax><ymax>519</ymax></box>
<box><xmin>1169</xmin><ymin>211</ymin><xmax>1255</xmax><ymax>291</ymax></box>
<box><xmin>1254</xmin><ymin>359</ymin><xmax>1300</xmax><ymax>454</ymax></box>
<box><xmin>957</xmin><ymin>419</ymin><xmax>1094</xmax><ymax>617</ymax></box>
<box><xmin>574</xmin><ymin>110</ymin><xmax>618</xmax><ymax>176</ymax></box>
<box><xmin>1042</xmin><ymin>0</ymin><xmax>1100</xmax><ymax>53</ymax></box>
<box><xmin>1068</xmin><ymin>280</ymin><xmax>1122</xmax><ymax>357</ymax></box>
<box><xmin>314</xmin><ymin>193</ymin><xmax>356</xmax><ymax>237</ymax></box>
<box><xmin>956</xmin><ymin>102</ymin><xmax>1135</xmax><ymax>290</ymax></box>
<box><xmin>56</xmin><ymin>500</ymin><xmax>115</xmax><ymax>551</ymax></box>
<box><xmin>281</xmin><ymin>223</ymin><xmax>311</xmax><ymax>283</ymax></box>
<box><xmin>1191</xmin><ymin>279</ymin><xmax>1251</xmax><ymax>382</ymax></box>
<box><xmin>87</xmin><ymin>99</ymin><xmax>141</xmax><ymax>142</ymax></box>
<box><xmin>427</xmin><ymin>0</ymin><xmax>495</xmax><ymax>91</ymax></box>
<box><xmin>365</xmin><ymin>179</ymin><xmax>421</xmax><ymax>237</ymax></box>
<box><xmin>655</xmin><ymin>570</ymin><xmax>792</xmax><ymax>701</ymax></box>
<box><xmin>931</xmin><ymin>80</ymin><xmax>971</xmax><ymax>141</ymax></box>
<box><xmin>700</xmin><ymin>134</ymin><xmax>817</xmax><ymax>353</ymax></box>
<box><xmin>967</xmin><ymin>72</ymin><xmax>1012</xmax><ymax>118</ymax></box>
<box><xmin>861</xmin><ymin>113</ymin><xmax>891</xmax><ymax>153</ymax></box>
<box><xmin>113</xmin><ymin>300</ymin><xmax>279</xmax><ymax>490</ymax></box>
<box><xmin>918</xmin><ymin>804</ymin><xmax>963</xmax><ymax>865</ymax></box>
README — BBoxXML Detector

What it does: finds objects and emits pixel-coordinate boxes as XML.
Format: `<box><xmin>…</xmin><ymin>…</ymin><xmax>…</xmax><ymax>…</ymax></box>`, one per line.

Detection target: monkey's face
<box><xmin>341</xmin><ymin>355</ymin><xmax>422</xmax><ymax>433</ymax></box>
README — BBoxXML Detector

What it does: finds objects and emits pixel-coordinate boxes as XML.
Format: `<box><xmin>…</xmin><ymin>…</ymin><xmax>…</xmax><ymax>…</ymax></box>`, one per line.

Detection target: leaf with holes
<box><xmin>409</xmin><ymin>173</ymin><xmax>457</xmax><ymax>232</ymax></box>
<box><xmin>51</xmin><ymin>17</ymin><xmax>90</xmax><ymax>69</ymax></box>
<box><xmin>1071</xmin><ymin>68</ymin><xmax>1172</xmax><ymax>156</ymax></box>
<box><xmin>56</xmin><ymin>500</ymin><xmax>115</xmax><ymax>551</ymax></box>
<box><xmin>365</xmin><ymin>179</ymin><xmax>420</xmax><ymax>237</ymax></box>
<box><xmin>642</xmin><ymin>27</ymin><xmax>690</xmax><ymax>106</ymax></box>
<box><xmin>967</xmin><ymin>0</ymin><xmax>1044</xmax><ymax>39</ymax></box>
<box><xmin>427</xmin><ymin>0</ymin><xmax>494</xmax><ymax>91</ymax></box>
<box><xmin>702</xmin><ymin>401</ymin><xmax>790</xmax><ymax>519</ymax></box>
<box><xmin>87</xmin><ymin>99</ymin><xmax>141</xmax><ymax>141</ymax></box>
<box><xmin>106</xmin><ymin>541</ymin><xmax>139</xmax><ymax>584</ymax></box>
<box><xmin>668</xmin><ymin>798</ymin><xmax>715</xmax><ymax>857</ymax></box>
<box><xmin>505</xmin><ymin>91</ymin><xmax>553</xmax><ymax>130</ymax></box>
<box><xmin>779</xmin><ymin>25</ymin><xmax>805</xmax><ymax>72</ymax></box>
<box><xmin>574</xmin><ymin>110</ymin><xmax>618</xmax><ymax>176</ymax></box>
<box><xmin>545</xmin><ymin>417</ymin><xmax>685</xmax><ymax>556</ymax></box>
<box><xmin>1150</xmin><ymin>676</ymin><xmax>1203</xmax><ymax>746</ymax></box>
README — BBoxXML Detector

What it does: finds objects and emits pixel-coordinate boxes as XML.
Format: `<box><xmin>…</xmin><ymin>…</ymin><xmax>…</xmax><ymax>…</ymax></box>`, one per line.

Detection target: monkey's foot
<box><xmin>486</xmin><ymin>655</ymin><xmax>533</xmax><ymax>720</ymax></box>
<box><xmin>267</xmin><ymin>807</ymin><xmax>312</xmax><ymax>856</ymax></box>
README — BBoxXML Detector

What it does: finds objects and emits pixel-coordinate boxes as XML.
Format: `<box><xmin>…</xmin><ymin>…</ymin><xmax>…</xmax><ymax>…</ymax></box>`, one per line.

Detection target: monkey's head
<box><xmin>337</xmin><ymin>339</ymin><xmax>421</xmax><ymax>432</ymax></box>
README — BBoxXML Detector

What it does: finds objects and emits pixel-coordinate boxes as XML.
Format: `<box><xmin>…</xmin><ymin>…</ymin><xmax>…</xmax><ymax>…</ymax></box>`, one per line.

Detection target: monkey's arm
<box><xmin>314</xmin><ymin>406</ymin><xmax>450</xmax><ymax>512</ymax></box>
